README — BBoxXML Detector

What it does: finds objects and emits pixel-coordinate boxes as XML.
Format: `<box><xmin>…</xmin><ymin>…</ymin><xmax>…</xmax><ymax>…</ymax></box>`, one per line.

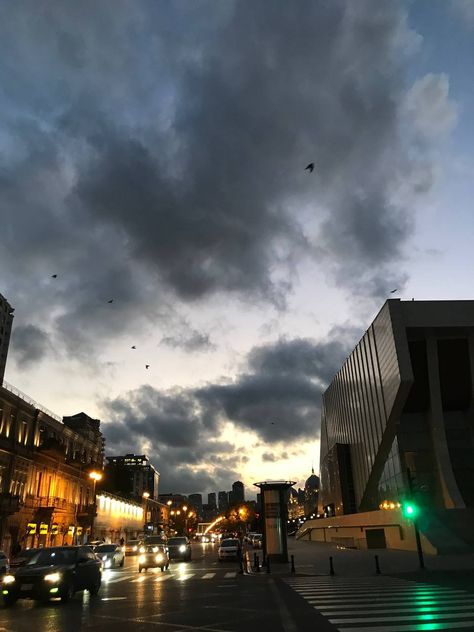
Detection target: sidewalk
<box><xmin>247</xmin><ymin>538</ymin><xmax>474</xmax><ymax>578</ymax></box>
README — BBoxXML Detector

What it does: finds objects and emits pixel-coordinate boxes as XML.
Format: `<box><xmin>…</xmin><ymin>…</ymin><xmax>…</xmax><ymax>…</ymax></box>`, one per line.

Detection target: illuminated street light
<box><xmin>88</xmin><ymin>471</ymin><xmax>103</xmax><ymax>542</ymax></box>
<box><xmin>182</xmin><ymin>505</ymin><xmax>188</xmax><ymax>512</ymax></box>
<box><xmin>142</xmin><ymin>492</ymin><xmax>150</xmax><ymax>499</ymax></box>
<box><xmin>89</xmin><ymin>471</ymin><xmax>102</xmax><ymax>482</ymax></box>
<box><xmin>167</xmin><ymin>500</ymin><xmax>172</xmax><ymax>506</ymax></box>
<box><xmin>176</xmin><ymin>510</ymin><xmax>181</xmax><ymax>516</ymax></box>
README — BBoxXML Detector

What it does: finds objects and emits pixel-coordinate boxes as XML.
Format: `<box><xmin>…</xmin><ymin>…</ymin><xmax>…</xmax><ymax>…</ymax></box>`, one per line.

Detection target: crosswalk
<box><xmin>284</xmin><ymin>575</ymin><xmax>474</xmax><ymax>631</ymax></box>
<box><xmin>102</xmin><ymin>570</ymin><xmax>239</xmax><ymax>585</ymax></box>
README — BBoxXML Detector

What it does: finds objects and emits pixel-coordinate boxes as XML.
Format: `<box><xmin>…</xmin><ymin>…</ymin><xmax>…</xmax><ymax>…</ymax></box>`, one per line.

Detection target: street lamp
<box><xmin>143</xmin><ymin>492</ymin><xmax>151</xmax><ymax>535</ymax></box>
<box><xmin>167</xmin><ymin>500</ymin><xmax>172</xmax><ymax>506</ymax></box>
<box><xmin>88</xmin><ymin>471</ymin><xmax>103</xmax><ymax>541</ymax></box>
<box><xmin>182</xmin><ymin>505</ymin><xmax>188</xmax><ymax>512</ymax></box>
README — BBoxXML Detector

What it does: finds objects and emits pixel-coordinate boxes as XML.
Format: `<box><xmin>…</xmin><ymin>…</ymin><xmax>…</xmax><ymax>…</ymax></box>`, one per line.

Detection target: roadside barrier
<box><xmin>329</xmin><ymin>556</ymin><xmax>335</xmax><ymax>576</ymax></box>
<box><xmin>374</xmin><ymin>554</ymin><xmax>381</xmax><ymax>575</ymax></box>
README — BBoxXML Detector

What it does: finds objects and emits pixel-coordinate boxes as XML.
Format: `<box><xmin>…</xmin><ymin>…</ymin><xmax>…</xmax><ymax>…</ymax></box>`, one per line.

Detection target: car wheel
<box><xmin>120</xmin><ymin>558</ymin><xmax>124</xmax><ymax>567</ymax></box>
<box><xmin>144</xmin><ymin>567</ymin><xmax>148</xmax><ymax>572</ymax></box>
<box><xmin>111</xmin><ymin>558</ymin><xmax>116</xmax><ymax>569</ymax></box>
<box><xmin>61</xmin><ymin>582</ymin><xmax>75</xmax><ymax>603</ymax></box>
<box><xmin>160</xmin><ymin>566</ymin><xmax>164</xmax><ymax>572</ymax></box>
<box><xmin>89</xmin><ymin>578</ymin><xmax>101</xmax><ymax>596</ymax></box>
<box><xmin>2</xmin><ymin>594</ymin><xmax>18</xmax><ymax>607</ymax></box>
<box><xmin>165</xmin><ymin>563</ymin><xmax>169</xmax><ymax>570</ymax></box>
<box><xmin>138</xmin><ymin>566</ymin><xmax>142</xmax><ymax>573</ymax></box>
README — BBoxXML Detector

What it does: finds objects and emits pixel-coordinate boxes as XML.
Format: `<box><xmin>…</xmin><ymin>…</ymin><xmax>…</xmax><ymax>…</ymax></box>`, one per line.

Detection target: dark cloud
<box><xmin>160</xmin><ymin>329</ymin><xmax>214</xmax><ymax>353</ymax></box>
<box><xmin>10</xmin><ymin>324</ymin><xmax>51</xmax><ymax>368</ymax></box>
<box><xmin>102</xmin><ymin>326</ymin><xmax>358</xmax><ymax>491</ymax></box>
<box><xmin>0</xmin><ymin>0</ymin><xmax>454</xmax><ymax>348</ymax></box>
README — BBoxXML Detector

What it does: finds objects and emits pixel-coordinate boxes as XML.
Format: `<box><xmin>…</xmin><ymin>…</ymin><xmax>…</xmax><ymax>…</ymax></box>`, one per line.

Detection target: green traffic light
<box><xmin>402</xmin><ymin>502</ymin><xmax>419</xmax><ymax>519</ymax></box>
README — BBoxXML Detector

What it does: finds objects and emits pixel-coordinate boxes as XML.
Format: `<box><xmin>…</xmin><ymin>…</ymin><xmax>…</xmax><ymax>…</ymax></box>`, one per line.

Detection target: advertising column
<box><xmin>255</xmin><ymin>481</ymin><xmax>295</xmax><ymax>563</ymax></box>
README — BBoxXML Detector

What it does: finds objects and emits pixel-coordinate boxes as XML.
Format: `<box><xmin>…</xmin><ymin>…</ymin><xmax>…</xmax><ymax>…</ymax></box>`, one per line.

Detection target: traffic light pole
<box><xmin>407</xmin><ymin>468</ymin><xmax>425</xmax><ymax>570</ymax></box>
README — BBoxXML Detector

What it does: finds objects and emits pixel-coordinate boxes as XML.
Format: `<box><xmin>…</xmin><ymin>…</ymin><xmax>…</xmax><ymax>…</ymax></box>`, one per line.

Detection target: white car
<box><xmin>218</xmin><ymin>538</ymin><xmax>241</xmax><ymax>561</ymax></box>
<box><xmin>95</xmin><ymin>544</ymin><xmax>125</xmax><ymax>569</ymax></box>
<box><xmin>0</xmin><ymin>552</ymin><xmax>8</xmax><ymax>575</ymax></box>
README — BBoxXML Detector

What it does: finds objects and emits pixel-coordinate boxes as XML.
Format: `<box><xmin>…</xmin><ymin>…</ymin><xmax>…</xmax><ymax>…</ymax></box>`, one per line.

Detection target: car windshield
<box><xmin>221</xmin><ymin>540</ymin><xmax>239</xmax><ymax>547</ymax></box>
<box><xmin>145</xmin><ymin>545</ymin><xmax>164</xmax><ymax>553</ymax></box>
<box><xmin>168</xmin><ymin>538</ymin><xmax>186</xmax><ymax>545</ymax></box>
<box><xmin>27</xmin><ymin>549</ymin><xmax>77</xmax><ymax>566</ymax></box>
<box><xmin>95</xmin><ymin>545</ymin><xmax>116</xmax><ymax>552</ymax></box>
<box><xmin>145</xmin><ymin>536</ymin><xmax>166</xmax><ymax>544</ymax></box>
<box><xmin>127</xmin><ymin>540</ymin><xmax>140</xmax><ymax>545</ymax></box>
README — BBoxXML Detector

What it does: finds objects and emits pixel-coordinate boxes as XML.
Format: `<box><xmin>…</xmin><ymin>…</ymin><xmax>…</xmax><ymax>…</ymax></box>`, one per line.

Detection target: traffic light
<box><xmin>402</xmin><ymin>501</ymin><xmax>419</xmax><ymax>520</ymax></box>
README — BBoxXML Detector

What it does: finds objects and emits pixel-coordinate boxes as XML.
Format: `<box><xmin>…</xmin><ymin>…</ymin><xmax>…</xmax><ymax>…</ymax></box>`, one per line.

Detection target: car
<box><xmin>218</xmin><ymin>538</ymin><xmax>241</xmax><ymax>561</ymax></box>
<box><xmin>0</xmin><ymin>552</ymin><xmax>9</xmax><ymax>575</ymax></box>
<box><xmin>10</xmin><ymin>548</ymin><xmax>38</xmax><ymax>569</ymax></box>
<box><xmin>94</xmin><ymin>544</ymin><xmax>124</xmax><ymax>569</ymax></box>
<box><xmin>167</xmin><ymin>537</ymin><xmax>191</xmax><ymax>561</ymax></box>
<box><xmin>138</xmin><ymin>545</ymin><xmax>169</xmax><ymax>573</ymax></box>
<box><xmin>1</xmin><ymin>546</ymin><xmax>101</xmax><ymax>605</ymax></box>
<box><xmin>125</xmin><ymin>539</ymin><xmax>141</xmax><ymax>555</ymax></box>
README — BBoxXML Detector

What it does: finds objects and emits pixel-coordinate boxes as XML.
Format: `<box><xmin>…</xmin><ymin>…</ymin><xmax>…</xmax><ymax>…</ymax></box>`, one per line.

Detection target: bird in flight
<box><xmin>51</xmin><ymin>274</ymin><xmax>58</xmax><ymax>278</ymax></box>
<box><xmin>145</xmin><ymin>364</ymin><xmax>150</xmax><ymax>369</ymax></box>
<box><xmin>131</xmin><ymin>345</ymin><xmax>136</xmax><ymax>349</ymax></box>
<box><xmin>390</xmin><ymin>289</ymin><xmax>398</xmax><ymax>294</ymax></box>
<box><xmin>107</xmin><ymin>299</ymin><xmax>114</xmax><ymax>304</ymax></box>
<box><xmin>305</xmin><ymin>162</ymin><xmax>315</xmax><ymax>173</ymax></box>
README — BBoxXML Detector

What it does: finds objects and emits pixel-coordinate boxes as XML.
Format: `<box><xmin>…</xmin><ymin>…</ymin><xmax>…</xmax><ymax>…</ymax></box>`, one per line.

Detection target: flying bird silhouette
<box><xmin>390</xmin><ymin>289</ymin><xmax>398</xmax><ymax>294</ymax></box>
<box><xmin>51</xmin><ymin>274</ymin><xmax>58</xmax><ymax>279</ymax></box>
<box><xmin>107</xmin><ymin>299</ymin><xmax>114</xmax><ymax>304</ymax></box>
<box><xmin>131</xmin><ymin>346</ymin><xmax>136</xmax><ymax>349</ymax></box>
<box><xmin>305</xmin><ymin>162</ymin><xmax>315</xmax><ymax>173</ymax></box>
<box><xmin>145</xmin><ymin>364</ymin><xmax>150</xmax><ymax>369</ymax></box>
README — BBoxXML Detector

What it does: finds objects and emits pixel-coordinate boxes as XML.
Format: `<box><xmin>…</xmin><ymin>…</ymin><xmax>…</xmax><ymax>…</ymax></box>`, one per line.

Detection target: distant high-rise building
<box><xmin>103</xmin><ymin>454</ymin><xmax>160</xmax><ymax>501</ymax></box>
<box><xmin>232</xmin><ymin>481</ymin><xmax>245</xmax><ymax>504</ymax></box>
<box><xmin>208</xmin><ymin>492</ymin><xmax>217</xmax><ymax>508</ymax></box>
<box><xmin>218</xmin><ymin>491</ymin><xmax>229</xmax><ymax>512</ymax></box>
<box><xmin>188</xmin><ymin>493</ymin><xmax>203</xmax><ymax>517</ymax></box>
<box><xmin>0</xmin><ymin>293</ymin><xmax>14</xmax><ymax>383</ymax></box>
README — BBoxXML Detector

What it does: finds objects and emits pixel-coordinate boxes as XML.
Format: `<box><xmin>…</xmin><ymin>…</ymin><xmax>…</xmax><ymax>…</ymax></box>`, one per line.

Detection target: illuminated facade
<box><xmin>0</xmin><ymin>383</ymin><xmax>104</xmax><ymax>553</ymax></box>
<box><xmin>320</xmin><ymin>299</ymin><xmax>474</xmax><ymax>522</ymax></box>
<box><xmin>0</xmin><ymin>294</ymin><xmax>13</xmax><ymax>384</ymax></box>
<box><xmin>94</xmin><ymin>492</ymin><xmax>143</xmax><ymax>541</ymax></box>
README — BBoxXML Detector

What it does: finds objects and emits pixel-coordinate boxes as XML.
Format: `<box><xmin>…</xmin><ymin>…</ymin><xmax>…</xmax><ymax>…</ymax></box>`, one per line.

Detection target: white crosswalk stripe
<box><xmin>202</xmin><ymin>573</ymin><xmax>216</xmax><ymax>579</ymax></box>
<box><xmin>285</xmin><ymin>576</ymin><xmax>474</xmax><ymax>631</ymax></box>
<box><xmin>105</xmin><ymin>569</ymin><xmax>243</xmax><ymax>584</ymax></box>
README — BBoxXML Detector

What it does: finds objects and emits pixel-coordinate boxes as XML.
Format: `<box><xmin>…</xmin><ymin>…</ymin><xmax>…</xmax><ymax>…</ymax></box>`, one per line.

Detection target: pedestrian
<box><xmin>119</xmin><ymin>537</ymin><xmax>125</xmax><ymax>547</ymax></box>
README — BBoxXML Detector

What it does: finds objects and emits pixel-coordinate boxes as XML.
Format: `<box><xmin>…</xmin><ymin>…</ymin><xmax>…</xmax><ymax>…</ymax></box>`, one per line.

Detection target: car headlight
<box><xmin>138</xmin><ymin>555</ymin><xmax>145</xmax><ymax>564</ymax></box>
<box><xmin>179</xmin><ymin>545</ymin><xmax>186</xmax><ymax>553</ymax></box>
<box><xmin>133</xmin><ymin>546</ymin><xmax>138</xmax><ymax>551</ymax></box>
<box><xmin>102</xmin><ymin>555</ymin><xmax>107</xmax><ymax>561</ymax></box>
<box><xmin>3</xmin><ymin>575</ymin><xmax>15</xmax><ymax>585</ymax></box>
<box><xmin>104</xmin><ymin>559</ymin><xmax>111</xmax><ymax>568</ymax></box>
<box><xmin>152</xmin><ymin>546</ymin><xmax>158</xmax><ymax>553</ymax></box>
<box><xmin>155</xmin><ymin>554</ymin><xmax>163</xmax><ymax>563</ymax></box>
<box><xmin>44</xmin><ymin>572</ymin><xmax>61</xmax><ymax>583</ymax></box>
<box><xmin>139</xmin><ymin>546</ymin><xmax>145</xmax><ymax>553</ymax></box>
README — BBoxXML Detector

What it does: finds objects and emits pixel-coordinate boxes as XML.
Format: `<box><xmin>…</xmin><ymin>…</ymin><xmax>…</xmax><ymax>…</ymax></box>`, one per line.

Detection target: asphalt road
<box><xmin>0</xmin><ymin>542</ymin><xmax>329</xmax><ymax>632</ymax></box>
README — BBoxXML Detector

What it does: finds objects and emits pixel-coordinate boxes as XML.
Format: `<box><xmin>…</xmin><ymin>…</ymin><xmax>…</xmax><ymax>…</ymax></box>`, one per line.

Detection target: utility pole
<box><xmin>406</xmin><ymin>468</ymin><xmax>425</xmax><ymax>570</ymax></box>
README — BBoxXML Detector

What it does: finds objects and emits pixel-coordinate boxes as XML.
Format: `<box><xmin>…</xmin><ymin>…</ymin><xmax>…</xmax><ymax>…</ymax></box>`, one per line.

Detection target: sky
<box><xmin>1</xmin><ymin>0</ymin><xmax>473</xmax><ymax>498</ymax></box>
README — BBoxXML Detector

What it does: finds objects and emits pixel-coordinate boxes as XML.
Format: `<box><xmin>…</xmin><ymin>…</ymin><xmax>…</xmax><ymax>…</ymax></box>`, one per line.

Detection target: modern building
<box><xmin>317</xmin><ymin>300</ymin><xmax>474</xmax><ymax>551</ymax></box>
<box><xmin>188</xmin><ymin>493</ymin><xmax>203</xmax><ymax>518</ymax></box>
<box><xmin>231</xmin><ymin>481</ymin><xmax>245</xmax><ymax>505</ymax></box>
<box><xmin>0</xmin><ymin>293</ymin><xmax>14</xmax><ymax>383</ymax></box>
<box><xmin>207</xmin><ymin>492</ymin><xmax>217</xmax><ymax>509</ymax></box>
<box><xmin>218</xmin><ymin>491</ymin><xmax>229</xmax><ymax>512</ymax></box>
<box><xmin>103</xmin><ymin>454</ymin><xmax>159</xmax><ymax>501</ymax></box>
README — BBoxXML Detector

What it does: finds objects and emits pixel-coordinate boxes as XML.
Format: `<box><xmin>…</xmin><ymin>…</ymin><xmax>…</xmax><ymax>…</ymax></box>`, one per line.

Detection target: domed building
<box><xmin>304</xmin><ymin>469</ymin><xmax>320</xmax><ymax>516</ymax></box>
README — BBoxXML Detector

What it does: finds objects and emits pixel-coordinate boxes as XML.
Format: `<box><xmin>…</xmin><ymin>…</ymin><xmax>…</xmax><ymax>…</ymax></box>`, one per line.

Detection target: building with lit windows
<box><xmin>0</xmin><ymin>294</ymin><xmax>13</xmax><ymax>384</ymax></box>
<box><xmin>314</xmin><ymin>300</ymin><xmax>474</xmax><ymax>552</ymax></box>
<box><xmin>103</xmin><ymin>454</ymin><xmax>159</xmax><ymax>500</ymax></box>
<box><xmin>94</xmin><ymin>492</ymin><xmax>144</xmax><ymax>542</ymax></box>
<box><xmin>0</xmin><ymin>383</ymin><xmax>104</xmax><ymax>553</ymax></box>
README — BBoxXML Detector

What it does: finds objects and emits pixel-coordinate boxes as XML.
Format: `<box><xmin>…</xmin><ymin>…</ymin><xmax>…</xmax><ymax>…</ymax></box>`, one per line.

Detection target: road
<box><xmin>2</xmin><ymin>541</ymin><xmax>474</xmax><ymax>631</ymax></box>
<box><xmin>0</xmin><ymin>542</ymin><xmax>327</xmax><ymax>632</ymax></box>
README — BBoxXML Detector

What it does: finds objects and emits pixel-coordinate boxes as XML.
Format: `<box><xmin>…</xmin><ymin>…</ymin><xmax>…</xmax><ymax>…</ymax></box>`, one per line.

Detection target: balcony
<box><xmin>0</xmin><ymin>493</ymin><xmax>21</xmax><ymax>516</ymax></box>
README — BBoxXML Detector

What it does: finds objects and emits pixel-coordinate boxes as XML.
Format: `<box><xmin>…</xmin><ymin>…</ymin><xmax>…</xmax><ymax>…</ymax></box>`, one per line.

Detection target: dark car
<box><xmin>167</xmin><ymin>537</ymin><xmax>191</xmax><ymax>561</ymax></box>
<box><xmin>9</xmin><ymin>548</ymin><xmax>38</xmax><ymax>569</ymax></box>
<box><xmin>1</xmin><ymin>546</ymin><xmax>101</xmax><ymax>605</ymax></box>
<box><xmin>125</xmin><ymin>539</ymin><xmax>141</xmax><ymax>555</ymax></box>
<box><xmin>138</xmin><ymin>545</ymin><xmax>169</xmax><ymax>573</ymax></box>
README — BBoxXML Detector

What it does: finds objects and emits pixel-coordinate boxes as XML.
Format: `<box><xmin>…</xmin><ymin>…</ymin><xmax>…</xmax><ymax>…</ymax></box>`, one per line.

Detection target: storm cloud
<box><xmin>103</xmin><ymin>327</ymin><xmax>357</xmax><ymax>491</ymax></box>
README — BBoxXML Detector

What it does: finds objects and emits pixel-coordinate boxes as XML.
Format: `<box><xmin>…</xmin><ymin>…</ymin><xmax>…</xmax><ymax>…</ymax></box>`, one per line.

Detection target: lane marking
<box><xmin>202</xmin><ymin>573</ymin><xmax>216</xmax><ymax>579</ymax></box>
<box><xmin>320</xmin><ymin>604</ymin><xmax>474</xmax><ymax>616</ymax></box>
<box><xmin>224</xmin><ymin>572</ymin><xmax>237</xmax><ymax>578</ymax></box>
<box><xmin>101</xmin><ymin>597</ymin><xmax>127</xmax><ymax>601</ymax></box>
<box><xmin>329</xmin><ymin>611</ymin><xmax>474</xmax><ymax>624</ymax></box>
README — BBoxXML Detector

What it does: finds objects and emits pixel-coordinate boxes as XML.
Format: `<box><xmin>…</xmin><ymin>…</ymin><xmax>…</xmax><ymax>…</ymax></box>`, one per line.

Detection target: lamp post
<box><xmin>88</xmin><ymin>471</ymin><xmax>103</xmax><ymax>541</ymax></box>
<box><xmin>143</xmin><ymin>492</ymin><xmax>150</xmax><ymax>535</ymax></box>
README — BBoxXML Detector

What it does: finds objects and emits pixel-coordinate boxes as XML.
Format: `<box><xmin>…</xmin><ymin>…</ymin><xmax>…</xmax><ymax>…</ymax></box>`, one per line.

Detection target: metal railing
<box><xmin>1</xmin><ymin>380</ymin><xmax>62</xmax><ymax>422</ymax></box>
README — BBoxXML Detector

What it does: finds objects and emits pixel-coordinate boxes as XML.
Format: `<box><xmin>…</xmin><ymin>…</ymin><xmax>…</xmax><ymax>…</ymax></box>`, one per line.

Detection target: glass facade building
<box><xmin>320</xmin><ymin>299</ymin><xmax>474</xmax><ymax>517</ymax></box>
